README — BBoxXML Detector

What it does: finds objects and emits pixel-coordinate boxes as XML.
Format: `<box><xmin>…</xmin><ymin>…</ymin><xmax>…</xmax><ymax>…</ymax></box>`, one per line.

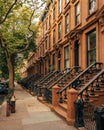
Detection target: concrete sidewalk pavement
<box><xmin>0</xmin><ymin>83</ymin><xmax>77</xmax><ymax>130</ymax></box>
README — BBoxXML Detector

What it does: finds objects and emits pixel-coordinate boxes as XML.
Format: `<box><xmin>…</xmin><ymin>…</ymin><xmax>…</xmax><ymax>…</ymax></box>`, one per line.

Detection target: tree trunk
<box><xmin>7</xmin><ymin>57</ymin><xmax>14</xmax><ymax>88</ymax></box>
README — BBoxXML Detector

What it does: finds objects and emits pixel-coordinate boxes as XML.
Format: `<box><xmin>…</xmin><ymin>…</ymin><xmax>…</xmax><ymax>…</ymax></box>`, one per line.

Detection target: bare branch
<box><xmin>28</xmin><ymin>1</ymin><xmax>46</xmax><ymax>38</ymax></box>
<box><xmin>0</xmin><ymin>0</ymin><xmax>18</xmax><ymax>24</ymax></box>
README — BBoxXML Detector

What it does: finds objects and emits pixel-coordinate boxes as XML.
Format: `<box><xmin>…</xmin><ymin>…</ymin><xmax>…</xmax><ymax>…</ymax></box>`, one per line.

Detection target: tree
<box><xmin>0</xmin><ymin>0</ymin><xmax>50</xmax><ymax>88</ymax></box>
<box><xmin>0</xmin><ymin>49</ymin><xmax>9</xmax><ymax>78</ymax></box>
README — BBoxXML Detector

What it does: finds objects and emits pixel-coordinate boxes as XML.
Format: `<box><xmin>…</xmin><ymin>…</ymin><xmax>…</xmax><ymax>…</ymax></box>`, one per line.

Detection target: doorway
<box><xmin>74</xmin><ymin>40</ymin><xmax>79</xmax><ymax>66</ymax></box>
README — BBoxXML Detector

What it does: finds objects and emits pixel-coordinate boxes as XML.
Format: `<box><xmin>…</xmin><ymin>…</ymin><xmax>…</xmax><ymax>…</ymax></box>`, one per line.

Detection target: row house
<box><xmin>27</xmin><ymin>0</ymin><xmax>104</xmax><ymax>76</ymax></box>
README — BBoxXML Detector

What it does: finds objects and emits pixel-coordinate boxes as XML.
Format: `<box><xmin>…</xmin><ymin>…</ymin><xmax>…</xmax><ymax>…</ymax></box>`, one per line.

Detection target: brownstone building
<box><xmin>22</xmin><ymin>1</ymin><xmax>104</xmax><ymax>128</ymax></box>
<box><xmin>27</xmin><ymin>0</ymin><xmax>104</xmax><ymax>76</ymax></box>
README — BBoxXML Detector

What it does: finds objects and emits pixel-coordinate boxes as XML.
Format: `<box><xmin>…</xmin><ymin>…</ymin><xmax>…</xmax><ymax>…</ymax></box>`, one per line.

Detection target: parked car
<box><xmin>0</xmin><ymin>80</ymin><xmax>9</xmax><ymax>95</ymax></box>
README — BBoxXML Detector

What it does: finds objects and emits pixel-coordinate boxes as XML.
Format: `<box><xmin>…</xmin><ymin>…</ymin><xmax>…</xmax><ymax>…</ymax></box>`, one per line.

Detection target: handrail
<box><xmin>37</xmin><ymin>71</ymin><xmax>53</xmax><ymax>84</ymax></box>
<box><xmin>48</xmin><ymin>66</ymin><xmax>81</xmax><ymax>89</ymax></box>
<box><xmin>78</xmin><ymin>69</ymin><xmax>104</xmax><ymax>95</ymax></box>
<box><xmin>58</xmin><ymin>62</ymin><xmax>103</xmax><ymax>94</ymax></box>
<box><xmin>44</xmin><ymin>67</ymin><xmax>70</xmax><ymax>87</ymax></box>
<box><xmin>38</xmin><ymin>70</ymin><xmax>59</xmax><ymax>85</ymax></box>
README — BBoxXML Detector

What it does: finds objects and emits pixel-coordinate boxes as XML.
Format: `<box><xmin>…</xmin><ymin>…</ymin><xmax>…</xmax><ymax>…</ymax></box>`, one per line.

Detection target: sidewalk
<box><xmin>0</xmin><ymin>83</ymin><xmax>77</xmax><ymax>130</ymax></box>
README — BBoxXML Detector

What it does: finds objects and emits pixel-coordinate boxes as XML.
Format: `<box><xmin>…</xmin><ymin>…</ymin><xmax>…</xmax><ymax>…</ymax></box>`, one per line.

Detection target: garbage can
<box><xmin>94</xmin><ymin>106</ymin><xmax>104</xmax><ymax>130</ymax></box>
<box><xmin>10</xmin><ymin>96</ymin><xmax>16</xmax><ymax>113</ymax></box>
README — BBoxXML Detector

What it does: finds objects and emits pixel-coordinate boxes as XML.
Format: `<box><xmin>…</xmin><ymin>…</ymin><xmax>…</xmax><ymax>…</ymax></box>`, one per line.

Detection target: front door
<box><xmin>74</xmin><ymin>40</ymin><xmax>79</xmax><ymax>66</ymax></box>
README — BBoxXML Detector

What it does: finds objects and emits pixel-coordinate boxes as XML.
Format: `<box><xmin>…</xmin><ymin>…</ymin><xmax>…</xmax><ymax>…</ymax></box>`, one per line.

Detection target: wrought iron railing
<box><xmin>43</xmin><ymin>68</ymin><xmax>70</xmax><ymax>88</ymax></box>
<box><xmin>19</xmin><ymin>73</ymin><xmax>42</xmax><ymax>89</ymax></box>
<box><xmin>37</xmin><ymin>70</ymin><xmax>60</xmax><ymax>96</ymax></box>
<box><xmin>57</xmin><ymin>62</ymin><xmax>103</xmax><ymax>103</ymax></box>
<box><xmin>78</xmin><ymin>69</ymin><xmax>104</xmax><ymax>102</ymax></box>
<box><xmin>36</xmin><ymin>71</ymin><xmax>54</xmax><ymax>86</ymax></box>
<box><xmin>74</xmin><ymin>69</ymin><xmax>104</xmax><ymax>130</ymax></box>
<box><xmin>27</xmin><ymin>74</ymin><xmax>42</xmax><ymax>92</ymax></box>
<box><xmin>48</xmin><ymin>66</ymin><xmax>81</xmax><ymax>89</ymax></box>
<box><xmin>45</xmin><ymin>66</ymin><xmax>82</xmax><ymax>103</ymax></box>
<box><xmin>36</xmin><ymin>71</ymin><xmax>53</xmax><ymax>84</ymax></box>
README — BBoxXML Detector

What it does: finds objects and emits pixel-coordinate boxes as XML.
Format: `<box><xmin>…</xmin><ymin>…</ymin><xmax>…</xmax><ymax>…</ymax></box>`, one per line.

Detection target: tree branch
<box><xmin>0</xmin><ymin>36</ymin><xmax>9</xmax><ymax>58</ymax></box>
<box><xmin>28</xmin><ymin>1</ymin><xmax>46</xmax><ymax>38</ymax></box>
<box><xmin>0</xmin><ymin>0</ymin><xmax>18</xmax><ymax>24</ymax></box>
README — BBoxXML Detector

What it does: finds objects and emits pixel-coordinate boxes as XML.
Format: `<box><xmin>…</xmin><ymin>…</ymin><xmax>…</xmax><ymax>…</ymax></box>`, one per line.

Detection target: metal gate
<box><xmin>83</xmin><ymin>102</ymin><xmax>96</xmax><ymax>130</ymax></box>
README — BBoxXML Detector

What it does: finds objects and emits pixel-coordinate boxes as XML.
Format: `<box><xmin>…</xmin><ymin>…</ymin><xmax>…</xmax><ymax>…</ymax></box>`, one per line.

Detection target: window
<box><xmin>58</xmin><ymin>22</ymin><xmax>62</xmax><ymax>40</ymax></box>
<box><xmin>89</xmin><ymin>0</ymin><xmax>96</xmax><ymax>14</ymax></box>
<box><xmin>49</xmin><ymin>15</ymin><xmax>51</xmax><ymax>27</ymax></box>
<box><xmin>87</xmin><ymin>29</ymin><xmax>96</xmax><ymax>66</ymax></box>
<box><xmin>52</xmin><ymin>53</ymin><xmax>55</xmax><ymax>70</ymax></box>
<box><xmin>75</xmin><ymin>2</ymin><xmax>80</xmax><ymax>25</ymax></box>
<box><xmin>58</xmin><ymin>0</ymin><xmax>62</xmax><ymax>14</ymax></box>
<box><xmin>40</xmin><ymin>46</ymin><xmax>41</xmax><ymax>56</ymax></box>
<box><xmin>42</xmin><ymin>44</ymin><xmax>44</xmax><ymax>55</ymax></box>
<box><xmin>45</xmin><ymin>39</ymin><xmax>47</xmax><ymax>50</ymax></box>
<box><xmin>65</xmin><ymin>14</ymin><xmax>69</xmax><ymax>34</ymax></box>
<box><xmin>48</xmin><ymin>58</ymin><xmax>51</xmax><ymax>72</ymax></box>
<box><xmin>53</xmin><ymin>7</ymin><xmax>56</xmax><ymax>20</ymax></box>
<box><xmin>49</xmin><ymin>34</ymin><xmax>51</xmax><ymax>49</ymax></box>
<box><xmin>45</xmin><ymin>21</ymin><xmax>47</xmax><ymax>31</ymax></box>
<box><xmin>42</xmin><ymin>28</ymin><xmax>43</xmax><ymax>37</ymax></box>
<box><xmin>64</xmin><ymin>46</ymin><xmax>69</xmax><ymax>68</ymax></box>
<box><xmin>65</xmin><ymin>0</ymin><xmax>69</xmax><ymax>4</ymax></box>
<box><xmin>53</xmin><ymin>29</ymin><xmax>56</xmax><ymax>44</ymax></box>
<box><xmin>58</xmin><ymin>60</ymin><xmax>61</xmax><ymax>71</ymax></box>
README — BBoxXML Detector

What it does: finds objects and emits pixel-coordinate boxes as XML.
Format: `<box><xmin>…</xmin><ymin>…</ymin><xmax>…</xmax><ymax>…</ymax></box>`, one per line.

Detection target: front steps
<box><xmin>36</xmin><ymin>63</ymin><xmax>104</xmax><ymax>130</ymax></box>
<box><xmin>52</xmin><ymin>103</ymin><xmax>67</xmax><ymax>120</ymax></box>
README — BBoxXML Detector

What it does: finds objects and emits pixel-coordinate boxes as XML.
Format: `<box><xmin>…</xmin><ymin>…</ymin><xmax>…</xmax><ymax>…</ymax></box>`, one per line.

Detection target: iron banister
<box><xmin>78</xmin><ymin>69</ymin><xmax>104</xmax><ymax>96</ymax></box>
<box><xmin>58</xmin><ymin>62</ymin><xmax>103</xmax><ymax>94</ymax></box>
<box><xmin>48</xmin><ymin>66</ymin><xmax>80</xmax><ymax>89</ymax></box>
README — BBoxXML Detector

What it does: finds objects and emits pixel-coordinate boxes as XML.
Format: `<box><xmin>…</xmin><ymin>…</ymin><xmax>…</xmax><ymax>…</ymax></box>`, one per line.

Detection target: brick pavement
<box><xmin>0</xmin><ymin>83</ymin><xmax>77</xmax><ymax>130</ymax></box>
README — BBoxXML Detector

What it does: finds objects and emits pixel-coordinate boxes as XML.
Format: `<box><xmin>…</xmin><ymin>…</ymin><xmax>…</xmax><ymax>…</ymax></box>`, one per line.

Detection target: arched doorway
<box><xmin>74</xmin><ymin>40</ymin><xmax>79</xmax><ymax>66</ymax></box>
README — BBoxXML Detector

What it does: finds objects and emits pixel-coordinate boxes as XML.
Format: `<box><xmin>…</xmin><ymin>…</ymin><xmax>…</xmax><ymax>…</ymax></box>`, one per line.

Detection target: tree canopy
<box><xmin>0</xmin><ymin>0</ymin><xmax>48</xmax><ymax>80</ymax></box>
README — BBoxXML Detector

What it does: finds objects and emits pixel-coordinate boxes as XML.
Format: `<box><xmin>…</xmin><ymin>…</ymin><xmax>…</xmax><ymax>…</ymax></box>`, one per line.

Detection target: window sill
<box><xmin>52</xmin><ymin>20</ymin><xmax>57</xmax><ymax>29</ymax></box>
<box><xmin>74</xmin><ymin>22</ymin><xmax>81</xmax><ymax>30</ymax></box>
<box><xmin>58</xmin><ymin>38</ymin><xmax>62</xmax><ymax>43</ymax></box>
<box><xmin>86</xmin><ymin>10</ymin><xmax>98</xmax><ymax>21</ymax></box>
<box><xmin>57</xmin><ymin>13</ymin><xmax>63</xmax><ymax>22</ymax></box>
<box><xmin>64</xmin><ymin>32</ymin><xmax>70</xmax><ymax>38</ymax></box>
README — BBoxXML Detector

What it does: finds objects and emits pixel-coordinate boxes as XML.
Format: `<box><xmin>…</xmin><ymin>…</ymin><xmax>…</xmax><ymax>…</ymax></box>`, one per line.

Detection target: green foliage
<box><xmin>0</xmin><ymin>0</ymin><xmax>13</xmax><ymax>21</ymax></box>
<box><xmin>0</xmin><ymin>0</ymin><xmax>50</xmax><ymax>83</ymax></box>
<box><xmin>0</xmin><ymin>1</ymin><xmax>38</xmax><ymax>79</ymax></box>
<box><xmin>14</xmin><ymin>72</ymin><xmax>21</xmax><ymax>81</ymax></box>
<box><xmin>0</xmin><ymin>2</ymin><xmax>38</xmax><ymax>54</ymax></box>
<box><xmin>6</xmin><ymin>87</ymin><xmax>14</xmax><ymax>100</ymax></box>
<box><xmin>0</xmin><ymin>48</ymin><xmax>9</xmax><ymax>78</ymax></box>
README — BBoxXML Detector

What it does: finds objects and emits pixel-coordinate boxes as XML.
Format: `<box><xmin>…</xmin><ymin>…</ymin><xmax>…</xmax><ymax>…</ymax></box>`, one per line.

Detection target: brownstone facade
<box><xmin>27</xmin><ymin>0</ymin><xmax>104</xmax><ymax>76</ymax></box>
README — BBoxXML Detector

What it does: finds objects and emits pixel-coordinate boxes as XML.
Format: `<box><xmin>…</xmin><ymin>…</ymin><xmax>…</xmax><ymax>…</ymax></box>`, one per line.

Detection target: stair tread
<box><xmin>54</xmin><ymin>106</ymin><xmax>67</xmax><ymax>119</ymax></box>
<box><xmin>95</xmin><ymin>89</ymin><xmax>104</xmax><ymax>92</ymax></box>
<box><xmin>59</xmin><ymin>103</ymin><xmax>67</xmax><ymax>110</ymax></box>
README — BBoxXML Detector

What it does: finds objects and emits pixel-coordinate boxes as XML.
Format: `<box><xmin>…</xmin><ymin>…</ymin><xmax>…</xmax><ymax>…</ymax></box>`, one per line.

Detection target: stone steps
<box><xmin>53</xmin><ymin>105</ymin><xmax>67</xmax><ymax>120</ymax></box>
